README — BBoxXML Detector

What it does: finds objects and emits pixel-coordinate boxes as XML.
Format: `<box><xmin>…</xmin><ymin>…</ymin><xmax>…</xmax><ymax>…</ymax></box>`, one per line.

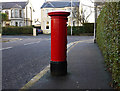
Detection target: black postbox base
<box><xmin>50</xmin><ymin>61</ymin><xmax>67</xmax><ymax>76</ymax></box>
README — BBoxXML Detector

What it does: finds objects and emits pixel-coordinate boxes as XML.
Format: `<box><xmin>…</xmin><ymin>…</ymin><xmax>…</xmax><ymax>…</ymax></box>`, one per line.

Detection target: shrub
<box><xmin>67</xmin><ymin>23</ymin><xmax>94</xmax><ymax>35</ymax></box>
<box><xmin>2</xmin><ymin>26</ymin><xmax>33</xmax><ymax>35</ymax></box>
<box><xmin>96</xmin><ymin>2</ymin><xmax>120</xmax><ymax>88</ymax></box>
<box><xmin>83</xmin><ymin>23</ymin><xmax>94</xmax><ymax>33</ymax></box>
<box><xmin>67</xmin><ymin>26</ymin><xmax>84</xmax><ymax>35</ymax></box>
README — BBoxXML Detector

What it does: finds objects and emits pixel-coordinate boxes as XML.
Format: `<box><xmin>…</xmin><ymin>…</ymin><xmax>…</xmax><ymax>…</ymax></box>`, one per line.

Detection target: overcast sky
<box><xmin>1</xmin><ymin>0</ymin><xmax>94</xmax><ymax>22</ymax></box>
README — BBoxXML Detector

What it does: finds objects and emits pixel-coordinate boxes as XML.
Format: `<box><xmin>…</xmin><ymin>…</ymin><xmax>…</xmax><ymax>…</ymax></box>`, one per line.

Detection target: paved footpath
<box><xmin>24</xmin><ymin>39</ymin><xmax>112</xmax><ymax>90</ymax></box>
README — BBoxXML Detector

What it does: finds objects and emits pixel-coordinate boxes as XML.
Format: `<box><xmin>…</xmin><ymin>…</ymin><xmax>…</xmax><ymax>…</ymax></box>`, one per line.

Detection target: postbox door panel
<box><xmin>51</xmin><ymin>17</ymin><xmax>67</xmax><ymax>62</ymax></box>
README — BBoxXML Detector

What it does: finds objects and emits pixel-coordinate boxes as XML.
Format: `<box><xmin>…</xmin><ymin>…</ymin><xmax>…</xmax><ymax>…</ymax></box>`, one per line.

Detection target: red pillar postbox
<box><xmin>48</xmin><ymin>11</ymin><xmax>70</xmax><ymax>76</ymax></box>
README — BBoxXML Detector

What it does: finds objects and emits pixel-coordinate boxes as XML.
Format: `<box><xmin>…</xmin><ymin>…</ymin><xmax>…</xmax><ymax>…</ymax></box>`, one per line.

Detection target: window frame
<box><xmin>15</xmin><ymin>9</ymin><xmax>18</xmax><ymax>18</ymax></box>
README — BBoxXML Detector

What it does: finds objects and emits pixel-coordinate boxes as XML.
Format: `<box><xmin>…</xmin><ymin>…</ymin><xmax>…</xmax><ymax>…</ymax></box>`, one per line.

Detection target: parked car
<box><xmin>37</xmin><ymin>29</ymin><xmax>43</xmax><ymax>34</ymax></box>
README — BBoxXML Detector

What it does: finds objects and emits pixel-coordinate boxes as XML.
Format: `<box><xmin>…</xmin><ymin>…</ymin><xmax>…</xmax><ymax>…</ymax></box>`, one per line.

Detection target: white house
<box><xmin>0</xmin><ymin>2</ymin><xmax>2</xmax><ymax>22</ymax></box>
<box><xmin>41</xmin><ymin>1</ymin><xmax>80</xmax><ymax>34</ymax></box>
<box><xmin>1</xmin><ymin>1</ymin><xmax>34</xmax><ymax>27</ymax></box>
<box><xmin>0</xmin><ymin>3</ymin><xmax>2</xmax><ymax>13</ymax></box>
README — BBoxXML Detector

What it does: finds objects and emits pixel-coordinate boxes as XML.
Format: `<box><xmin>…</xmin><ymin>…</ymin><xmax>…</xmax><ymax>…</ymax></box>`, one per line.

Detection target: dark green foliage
<box><xmin>1</xmin><ymin>13</ymin><xmax>8</xmax><ymax>21</ymax></box>
<box><xmin>83</xmin><ymin>23</ymin><xmax>94</xmax><ymax>33</ymax></box>
<box><xmin>0</xmin><ymin>13</ymin><xmax>1</xmax><ymax>33</ymax></box>
<box><xmin>2</xmin><ymin>26</ymin><xmax>33</xmax><ymax>35</ymax></box>
<box><xmin>67</xmin><ymin>26</ymin><xmax>84</xmax><ymax>35</ymax></box>
<box><xmin>96</xmin><ymin>2</ymin><xmax>120</xmax><ymax>88</ymax></box>
<box><xmin>67</xmin><ymin>23</ymin><xmax>94</xmax><ymax>35</ymax></box>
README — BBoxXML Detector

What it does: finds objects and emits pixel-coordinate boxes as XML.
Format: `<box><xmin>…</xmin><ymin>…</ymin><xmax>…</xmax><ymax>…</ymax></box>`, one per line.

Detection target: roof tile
<box><xmin>41</xmin><ymin>1</ymin><xmax>79</xmax><ymax>8</ymax></box>
<box><xmin>2</xmin><ymin>2</ymin><xmax>27</xmax><ymax>9</ymax></box>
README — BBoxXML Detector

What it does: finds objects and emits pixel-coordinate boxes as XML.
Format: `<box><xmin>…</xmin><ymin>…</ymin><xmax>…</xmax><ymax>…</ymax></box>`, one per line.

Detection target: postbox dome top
<box><xmin>48</xmin><ymin>11</ymin><xmax>70</xmax><ymax>16</ymax></box>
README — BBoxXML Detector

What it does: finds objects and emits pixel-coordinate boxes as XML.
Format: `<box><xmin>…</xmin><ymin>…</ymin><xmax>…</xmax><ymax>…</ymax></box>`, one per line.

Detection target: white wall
<box><xmin>47</xmin><ymin>0</ymin><xmax>79</xmax><ymax>2</ymax></box>
<box><xmin>41</xmin><ymin>7</ymin><xmax>78</xmax><ymax>34</ymax></box>
<box><xmin>24</xmin><ymin>2</ymin><xmax>34</xmax><ymax>26</ymax></box>
<box><xmin>0</xmin><ymin>3</ymin><xmax>2</xmax><ymax>12</ymax></box>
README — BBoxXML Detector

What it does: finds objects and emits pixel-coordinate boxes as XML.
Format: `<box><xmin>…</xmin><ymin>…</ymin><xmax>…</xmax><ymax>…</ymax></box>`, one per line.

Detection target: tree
<box><xmin>1</xmin><ymin>13</ymin><xmax>8</xmax><ymax>21</ymax></box>
<box><xmin>72</xmin><ymin>5</ymin><xmax>93</xmax><ymax>25</ymax></box>
<box><xmin>72</xmin><ymin>6</ymin><xmax>80</xmax><ymax>26</ymax></box>
<box><xmin>0</xmin><ymin>12</ymin><xmax>2</xmax><ymax>25</ymax></box>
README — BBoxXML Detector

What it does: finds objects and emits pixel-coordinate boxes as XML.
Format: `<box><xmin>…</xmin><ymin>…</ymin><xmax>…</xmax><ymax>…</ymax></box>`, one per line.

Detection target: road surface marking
<box><xmin>19</xmin><ymin>39</ymin><xmax>93</xmax><ymax>90</ymax></box>
<box><xmin>67</xmin><ymin>42</ymin><xmax>75</xmax><ymax>49</ymax></box>
<box><xmin>6</xmin><ymin>41</ymin><xmax>15</xmax><ymax>43</ymax></box>
<box><xmin>0</xmin><ymin>47</ymin><xmax>12</xmax><ymax>51</ymax></box>
<box><xmin>46</xmin><ymin>38</ymin><xmax>51</xmax><ymax>40</ymax></box>
<box><xmin>6</xmin><ymin>38</ymin><xmax>23</xmax><ymax>43</ymax></box>
<box><xmin>19</xmin><ymin>42</ymin><xmax>76</xmax><ymax>90</ymax></box>
<box><xmin>20</xmin><ymin>39</ymin><xmax>23</xmax><ymax>40</ymax></box>
<box><xmin>24</xmin><ymin>41</ymin><xmax>41</xmax><ymax>46</ymax></box>
<box><xmin>20</xmin><ymin>65</ymin><xmax>50</xmax><ymax>90</ymax></box>
<box><xmin>67</xmin><ymin>39</ymin><xmax>93</xmax><ymax>53</ymax></box>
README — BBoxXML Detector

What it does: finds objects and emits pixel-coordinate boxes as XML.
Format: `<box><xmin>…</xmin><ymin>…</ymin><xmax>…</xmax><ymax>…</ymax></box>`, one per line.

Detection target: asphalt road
<box><xmin>2</xmin><ymin>35</ymin><xmax>93</xmax><ymax>89</ymax></box>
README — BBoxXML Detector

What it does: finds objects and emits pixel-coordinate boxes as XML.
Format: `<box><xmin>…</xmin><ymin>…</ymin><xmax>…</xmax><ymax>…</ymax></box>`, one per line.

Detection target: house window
<box><xmin>11</xmin><ymin>22</ymin><xmax>12</xmax><ymax>25</ymax></box>
<box><xmin>46</xmin><ymin>9</ymin><xmax>48</xmax><ymax>14</ymax></box>
<box><xmin>5</xmin><ymin>11</ymin><xmax>9</xmax><ymax>16</ymax></box>
<box><xmin>19</xmin><ymin>22</ymin><xmax>22</xmax><ymax>26</ymax></box>
<box><xmin>15</xmin><ymin>9</ymin><xmax>18</xmax><ymax>18</ymax></box>
<box><xmin>5</xmin><ymin>11</ymin><xmax>9</xmax><ymax>18</ymax></box>
<box><xmin>11</xmin><ymin>9</ymin><xmax>14</xmax><ymax>18</ymax></box>
<box><xmin>6</xmin><ymin>24</ymin><xmax>10</xmax><ymax>26</ymax></box>
<box><xmin>47</xmin><ymin>21</ymin><xmax>49</xmax><ymax>25</ymax></box>
<box><xmin>46</xmin><ymin>26</ymin><xmax>49</xmax><ymax>29</ymax></box>
<box><xmin>20</xmin><ymin>10</ymin><xmax>22</xmax><ymax>18</ymax></box>
<box><xmin>46</xmin><ymin>10</ymin><xmax>49</xmax><ymax>17</ymax></box>
<box><xmin>15</xmin><ymin>22</ymin><xmax>18</xmax><ymax>26</ymax></box>
<box><xmin>6</xmin><ymin>22</ymin><xmax>10</xmax><ymax>27</ymax></box>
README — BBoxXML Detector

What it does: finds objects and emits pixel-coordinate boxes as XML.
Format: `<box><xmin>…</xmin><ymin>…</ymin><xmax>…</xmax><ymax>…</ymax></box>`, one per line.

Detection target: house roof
<box><xmin>12</xmin><ymin>4</ymin><xmax>22</xmax><ymax>9</ymax></box>
<box><xmin>2</xmin><ymin>2</ymin><xmax>28</xmax><ymax>9</ymax></box>
<box><xmin>41</xmin><ymin>1</ymin><xmax>79</xmax><ymax>8</ymax></box>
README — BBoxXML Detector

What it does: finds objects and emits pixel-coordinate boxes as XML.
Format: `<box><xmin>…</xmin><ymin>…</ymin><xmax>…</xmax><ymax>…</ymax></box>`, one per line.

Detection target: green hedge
<box><xmin>83</xmin><ymin>23</ymin><xmax>94</xmax><ymax>33</ymax></box>
<box><xmin>2</xmin><ymin>26</ymin><xmax>33</xmax><ymax>35</ymax></box>
<box><xmin>96</xmin><ymin>2</ymin><xmax>120</xmax><ymax>88</ymax></box>
<box><xmin>67</xmin><ymin>23</ymin><xmax>94</xmax><ymax>35</ymax></box>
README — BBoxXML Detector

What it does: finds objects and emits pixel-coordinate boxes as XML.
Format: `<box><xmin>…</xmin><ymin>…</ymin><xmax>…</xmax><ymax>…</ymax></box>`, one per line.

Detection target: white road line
<box><xmin>6</xmin><ymin>39</ymin><xmax>23</xmax><ymax>43</ymax></box>
<box><xmin>6</xmin><ymin>41</ymin><xmax>16</xmax><ymax>43</ymax></box>
<box><xmin>24</xmin><ymin>41</ymin><xmax>41</xmax><ymax>46</ymax></box>
<box><xmin>46</xmin><ymin>38</ymin><xmax>51</xmax><ymax>40</ymax></box>
<box><xmin>0</xmin><ymin>47</ymin><xmax>12</xmax><ymax>51</ymax></box>
<box><xmin>20</xmin><ymin>65</ymin><xmax>50</xmax><ymax>90</ymax></box>
<box><xmin>67</xmin><ymin>42</ymin><xmax>75</xmax><ymax>49</ymax></box>
<box><xmin>20</xmin><ymin>39</ymin><xmax>23</xmax><ymax>41</ymax></box>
